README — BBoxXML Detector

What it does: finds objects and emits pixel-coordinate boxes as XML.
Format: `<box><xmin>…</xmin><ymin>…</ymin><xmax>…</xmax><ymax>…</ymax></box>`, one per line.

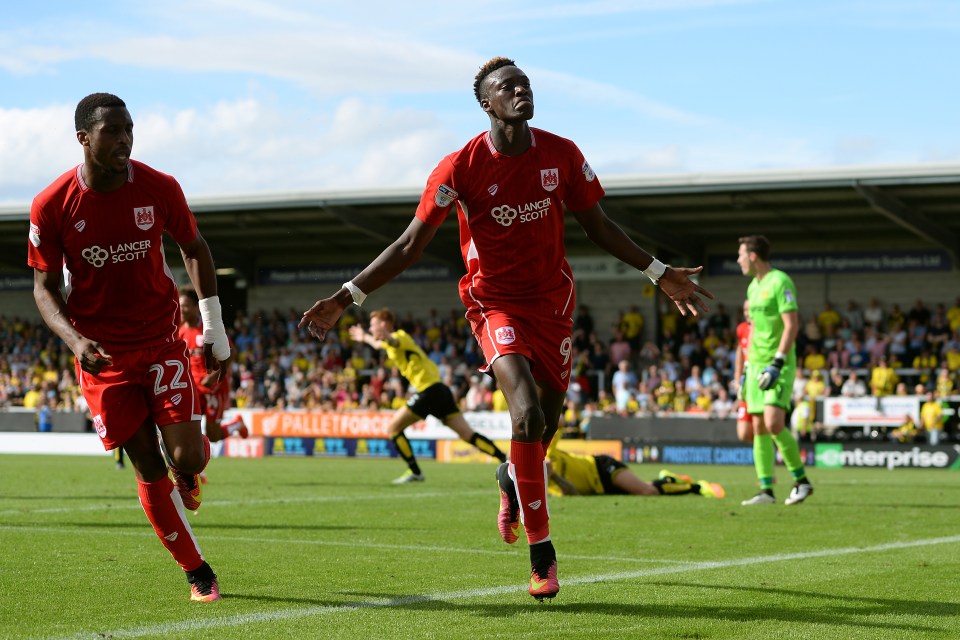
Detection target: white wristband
<box><xmin>342</xmin><ymin>281</ymin><xmax>367</xmax><ymax>307</ymax></box>
<box><xmin>198</xmin><ymin>295</ymin><xmax>230</xmax><ymax>360</ymax></box>
<box><xmin>642</xmin><ymin>258</ymin><xmax>667</xmax><ymax>285</ymax></box>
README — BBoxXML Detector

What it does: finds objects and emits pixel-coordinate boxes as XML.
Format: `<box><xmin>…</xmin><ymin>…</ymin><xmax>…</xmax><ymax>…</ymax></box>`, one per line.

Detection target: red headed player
<box><xmin>734</xmin><ymin>299</ymin><xmax>753</xmax><ymax>443</ymax></box>
<box><xmin>28</xmin><ymin>93</ymin><xmax>227</xmax><ymax>602</ymax></box>
<box><xmin>299</xmin><ymin>57</ymin><xmax>714</xmax><ymax>601</ymax></box>
<box><xmin>178</xmin><ymin>285</ymin><xmax>248</xmax><ymax>452</ymax></box>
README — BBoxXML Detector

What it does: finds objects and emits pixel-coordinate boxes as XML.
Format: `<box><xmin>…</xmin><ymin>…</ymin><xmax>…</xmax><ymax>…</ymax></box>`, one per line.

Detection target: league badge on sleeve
<box><xmin>784</xmin><ymin>289</ymin><xmax>795</xmax><ymax>304</ymax></box>
<box><xmin>435</xmin><ymin>184</ymin><xmax>458</xmax><ymax>208</ymax></box>
<box><xmin>134</xmin><ymin>206</ymin><xmax>155</xmax><ymax>231</ymax></box>
<box><xmin>582</xmin><ymin>161</ymin><xmax>596</xmax><ymax>182</ymax></box>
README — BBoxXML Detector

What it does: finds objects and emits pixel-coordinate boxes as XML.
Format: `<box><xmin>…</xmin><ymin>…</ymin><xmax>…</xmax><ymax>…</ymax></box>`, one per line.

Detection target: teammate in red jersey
<box><xmin>28</xmin><ymin>93</ymin><xmax>228</xmax><ymax>602</ymax></box>
<box><xmin>733</xmin><ymin>300</ymin><xmax>753</xmax><ymax>443</ymax></box>
<box><xmin>179</xmin><ymin>285</ymin><xmax>248</xmax><ymax>452</ymax></box>
<box><xmin>299</xmin><ymin>57</ymin><xmax>713</xmax><ymax>601</ymax></box>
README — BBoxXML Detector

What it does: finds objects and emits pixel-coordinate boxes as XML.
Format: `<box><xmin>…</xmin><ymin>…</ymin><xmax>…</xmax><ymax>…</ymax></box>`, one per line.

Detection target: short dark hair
<box><xmin>178</xmin><ymin>284</ymin><xmax>199</xmax><ymax>304</ymax></box>
<box><xmin>738</xmin><ymin>235</ymin><xmax>771</xmax><ymax>261</ymax></box>
<box><xmin>75</xmin><ymin>93</ymin><xmax>126</xmax><ymax>132</ymax></box>
<box><xmin>473</xmin><ymin>56</ymin><xmax>516</xmax><ymax>103</ymax></box>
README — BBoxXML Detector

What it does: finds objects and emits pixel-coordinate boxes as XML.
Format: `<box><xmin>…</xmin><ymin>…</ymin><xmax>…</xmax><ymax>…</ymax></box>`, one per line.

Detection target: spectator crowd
<box><xmin>3</xmin><ymin>294</ymin><xmax>959</xmax><ymax>441</ymax></box>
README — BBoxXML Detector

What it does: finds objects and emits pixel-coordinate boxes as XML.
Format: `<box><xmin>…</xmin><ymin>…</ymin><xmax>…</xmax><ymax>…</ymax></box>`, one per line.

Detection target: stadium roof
<box><xmin>3</xmin><ymin>163</ymin><xmax>959</xmax><ymax>279</ymax></box>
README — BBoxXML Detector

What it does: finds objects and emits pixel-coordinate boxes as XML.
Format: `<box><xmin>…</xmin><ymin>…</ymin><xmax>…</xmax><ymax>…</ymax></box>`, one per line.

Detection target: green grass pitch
<box><xmin>1</xmin><ymin>454</ymin><xmax>958</xmax><ymax>639</ymax></box>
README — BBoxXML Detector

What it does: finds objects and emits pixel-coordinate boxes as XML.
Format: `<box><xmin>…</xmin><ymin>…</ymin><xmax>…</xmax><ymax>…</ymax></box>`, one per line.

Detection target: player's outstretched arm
<box><xmin>300</xmin><ymin>217</ymin><xmax>439</xmax><ymax>341</ymax></box>
<box><xmin>572</xmin><ymin>203</ymin><xmax>714</xmax><ymax>316</ymax></box>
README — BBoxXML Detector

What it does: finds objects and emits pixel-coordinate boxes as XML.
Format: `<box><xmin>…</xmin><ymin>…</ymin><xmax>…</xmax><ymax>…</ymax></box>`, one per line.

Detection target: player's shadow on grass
<box><xmin>333</xmin><ymin>591</ymin><xmax>942</xmax><ymax>635</ymax></box>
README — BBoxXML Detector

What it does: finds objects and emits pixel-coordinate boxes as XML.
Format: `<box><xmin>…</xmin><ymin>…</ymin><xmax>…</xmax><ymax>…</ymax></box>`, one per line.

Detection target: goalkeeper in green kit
<box><xmin>736</xmin><ymin>235</ymin><xmax>814</xmax><ymax>506</ymax></box>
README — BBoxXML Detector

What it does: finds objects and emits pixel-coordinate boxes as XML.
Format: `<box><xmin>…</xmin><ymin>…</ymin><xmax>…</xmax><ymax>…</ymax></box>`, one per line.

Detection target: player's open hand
<box><xmin>658</xmin><ymin>266</ymin><xmax>715</xmax><ymax>316</ymax></box>
<box><xmin>348</xmin><ymin>324</ymin><xmax>366</xmax><ymax>343</ymax></box>
<box><xmin>299</xmin><ymin>296</ymin><xmax>347</xmax><ymax>341</ymax></box>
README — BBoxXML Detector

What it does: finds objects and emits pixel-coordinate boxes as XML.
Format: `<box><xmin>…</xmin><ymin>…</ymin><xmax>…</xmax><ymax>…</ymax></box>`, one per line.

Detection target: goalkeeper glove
<box><xmin>757</xmin><ymin>354</ymin><xmax>785</xmax><ymax>391</ymax></box>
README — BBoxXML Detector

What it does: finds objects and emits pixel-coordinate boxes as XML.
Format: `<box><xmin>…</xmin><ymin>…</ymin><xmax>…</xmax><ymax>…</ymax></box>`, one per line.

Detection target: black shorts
<box><xmin>594</xmin><ymin>454</ymin><xmax>628</xmax><ymax>495</ymax></box>
<box><xmin>407</xmin><ymin>383</ymin><xmax>460</xmax><ymax>420</ymax></box>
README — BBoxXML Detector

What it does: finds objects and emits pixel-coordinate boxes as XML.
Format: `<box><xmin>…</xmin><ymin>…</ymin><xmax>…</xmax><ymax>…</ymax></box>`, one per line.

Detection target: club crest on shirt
<box><xmin>28</xmin><ymin>223</ymin><xmax>41</xmax><ymax>247</ymax></box>
<box><xmin>582</xmin><ymin>161</ymin><xmax>596</xmax><ymax>182</ymax></box>
<box><xmin>134</xmin><ymin>206</ymin><xmax>155</xmax><ymax>231</ymax></box>
<box><xmin>495</xmin><ymin>326</ymin><xmax>516</xmax><ymax>345</ymax></box>
<box><xmin>434</xmin><ymin>184</ymin><xmax>458</xmax><ymax>208</ymax></box>
<box><xmin>541</xmin><ymin>168</ymin><xmax>559</xmax><ymax>192</ymax></box>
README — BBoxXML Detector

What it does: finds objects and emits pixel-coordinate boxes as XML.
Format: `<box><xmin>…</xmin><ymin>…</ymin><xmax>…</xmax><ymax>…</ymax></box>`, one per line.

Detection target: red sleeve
<box><xmin>414</xmin><ymin>157</ymin><xmax>457</xmax><ymax>227</ymax></box>
<box><xmin>560</xmin><ymin>141</ymin><xmax>605</xmax><ymax>213</ymax></box>
<box><xmin>163</xmin><ymin>176</ymin><xmax>198</xmax><ymax>244</ymax></box>
<box><xmin>26</xmin><ymin>198</ymin><xmax>62</xmax><ymax>273</ymax></box>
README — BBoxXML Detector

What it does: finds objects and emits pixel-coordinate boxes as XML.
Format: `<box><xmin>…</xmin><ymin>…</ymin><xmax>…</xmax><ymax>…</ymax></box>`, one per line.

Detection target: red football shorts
<box><xmin>466</xmin><ymin>305</ymin><xmax>574</xmax><ymax>392</ymax></box>
<box><xmin>77</xmin><ymin>340</ymin><xmax>202</xmax><ymax>451</ymax></box>
<box><xmin>199</xmin><ymin>381</ymin><xmax>230</xmax><ymax>424</ymax></box>
<box><xmin>736</xmin><ymin>400</ymin><xmax>748</xmax><ymax>423</ymax></box>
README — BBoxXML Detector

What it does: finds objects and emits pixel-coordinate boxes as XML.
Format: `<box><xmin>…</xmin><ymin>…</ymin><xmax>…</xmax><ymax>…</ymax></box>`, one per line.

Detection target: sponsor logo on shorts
<box><xmin>495</xmin><ymin>326</ymin><xmax>516</xmax><ymax>345</ymax></box>
<box><xmin>93</xmin><ymin>414</ymin><xmax>106</xmax><ymax>438</ymax></box>
<box><xmin>582</xmin><ymin>161</ymin><xmax>596</xmax><ymax>182</ymax></box>
<box><xmin>541</xmin><ymin>168</ymin><xmax>559</xmax><ymax>191</ymax></box>
<box><xmin>434</xmin><ymin>184</ymin><xmax>458</xmax><ymax>208</ymax></box>
<box><xmin>134</xmin><ymin>206</ymin><xmax>155</xmax><ymax>231</ymax></box>
<box><xmin>171</xmin><ymin>393</ymin><xmax>182</xmax><ymax>406</ymax></box>
<box><xmin>488</xmin><ymin>184</ymin><xmax>498</xmax><ymax>196</ymax></box>
<box><xmin>75</xmin><ymin>220</ymin><xmax>86</xmax><ymax>233</ymax></box>
<box><xmin>164</xmin><ymin>532</ymin><xmax>179</xmax><ymax>541</ymax></box>
<box><xmin>527</xmin><ymin>500</ymin><xmax>542</xmax><ymax>510</ymax></box>
<box><xmin>28</xmin><ymin>223</ymin><xmax>41</xmax><ymax>247</ymax></box>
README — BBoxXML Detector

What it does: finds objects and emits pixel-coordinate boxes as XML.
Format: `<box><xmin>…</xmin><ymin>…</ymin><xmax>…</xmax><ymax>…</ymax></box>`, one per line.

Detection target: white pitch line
<box><xmin>40</xmin><ymin>534</ymin><xmax>960</xmax><ymax>640</ymax></box>
<box><xmin>0</xmin><ymin>524</ymin><xmax>697</xmax><ymax>566</ymax></box>
<box><xmin>0</xmin><ymin>489</ymin><xmax>491</xmax><ymax>517</ymax></box>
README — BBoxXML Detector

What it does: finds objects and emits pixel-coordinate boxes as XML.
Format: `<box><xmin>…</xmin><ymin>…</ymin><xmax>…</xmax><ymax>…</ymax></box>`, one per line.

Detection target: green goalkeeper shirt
<box><xmin>746</xmin><ymin>268</ymin><xmax>799</xmax><ymax>368</ymax></box>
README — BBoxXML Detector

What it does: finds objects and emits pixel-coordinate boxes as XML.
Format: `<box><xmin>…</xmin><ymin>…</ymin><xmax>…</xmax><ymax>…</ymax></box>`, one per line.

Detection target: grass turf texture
<box><xmin>1</xmin><ymin>454</ymin><xmax>958</xmax><ymax>640</ymax></box>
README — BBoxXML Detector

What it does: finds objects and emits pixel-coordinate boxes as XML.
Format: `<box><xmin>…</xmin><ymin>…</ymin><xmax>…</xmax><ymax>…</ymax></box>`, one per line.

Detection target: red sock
<box><xmin>137</xmin><ymin>476</ymin><xmax>204</xmax><ymax>572</ymax></box>
<box><xmin>511</xmin><ymin>440</ymin><xmax>550</xmax><ymax>544</ymax></box>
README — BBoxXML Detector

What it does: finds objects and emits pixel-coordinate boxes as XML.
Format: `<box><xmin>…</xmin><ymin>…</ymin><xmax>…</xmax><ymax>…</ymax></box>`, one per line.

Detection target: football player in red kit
<box><xmin>300</xmin><ymin>58</ymin><xmax>713</xmax><ymax>601</ymax></box>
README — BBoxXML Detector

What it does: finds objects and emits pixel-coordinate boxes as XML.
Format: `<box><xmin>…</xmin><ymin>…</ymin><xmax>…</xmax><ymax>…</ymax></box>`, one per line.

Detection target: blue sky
<box><xmin>1</xmin><ymin>0</ymin><xmax>958</xmax><ymax>205</ymax></box>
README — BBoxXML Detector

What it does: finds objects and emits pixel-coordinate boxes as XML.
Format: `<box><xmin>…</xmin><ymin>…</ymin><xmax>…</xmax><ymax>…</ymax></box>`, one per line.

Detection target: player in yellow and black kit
<box><xmin>543</xmin><ymin>433</ymin><xmax>725</xmax><ymax>498</ymax></box>
<box><xmin>351</xmin><ymin>308</ymin><xmax>507</xmax><ymax>483</ymax></box>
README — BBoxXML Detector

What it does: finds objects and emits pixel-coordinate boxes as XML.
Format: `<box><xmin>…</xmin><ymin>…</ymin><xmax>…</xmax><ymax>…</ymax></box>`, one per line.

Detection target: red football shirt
<box><xmin>416</xmin><ymin>128</ymin><xmax>604</xmax><ymax>310</ymax></box>
<box><xmin>737</xmin><ymin>321</ymin><xmax>751</xmax><ymax>357</ymax></box>
<box><xmin>28</xmin><ymin>161</ymin><xmax>198</xmax><ymax>351</ymax></box>
<box><xmin>179</xmin><ymin>322</ymin><xmax>232</xmax><ymax>394</ymax></box>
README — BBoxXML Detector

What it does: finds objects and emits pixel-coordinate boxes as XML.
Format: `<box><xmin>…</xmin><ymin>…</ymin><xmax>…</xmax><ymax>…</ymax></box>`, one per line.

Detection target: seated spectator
<box><xmin>890</xmin><ymin>414</ymin><xmax>919</xmax><ymax>443</ymax></box>
<box><xmin>913</xmin><ymin>347</ymin><xmax>938</xmax><ymax>388</ymax></box>
<box><xmin>863</xmin><ymin>296</ymin><xmax>884</xmax><ymax>329</ymax></box>
<box><xmin>841</xmin><ymin>371</ymin><xmax>867</xmax><ymax>397</ymax></box>
<box><xmin>818</xmin><ymin>302</ymin><xmax>842</xmax><ymax>335</ymax></box>
<box><xmin>802</xmin><ymin>344</ymin><xmax>826</xmax><ymax>374</ymax></box>
<box><xmin>870</xmin><ymin>356</ymin><xmax>898</xmax><ymax>396</ymax></box>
